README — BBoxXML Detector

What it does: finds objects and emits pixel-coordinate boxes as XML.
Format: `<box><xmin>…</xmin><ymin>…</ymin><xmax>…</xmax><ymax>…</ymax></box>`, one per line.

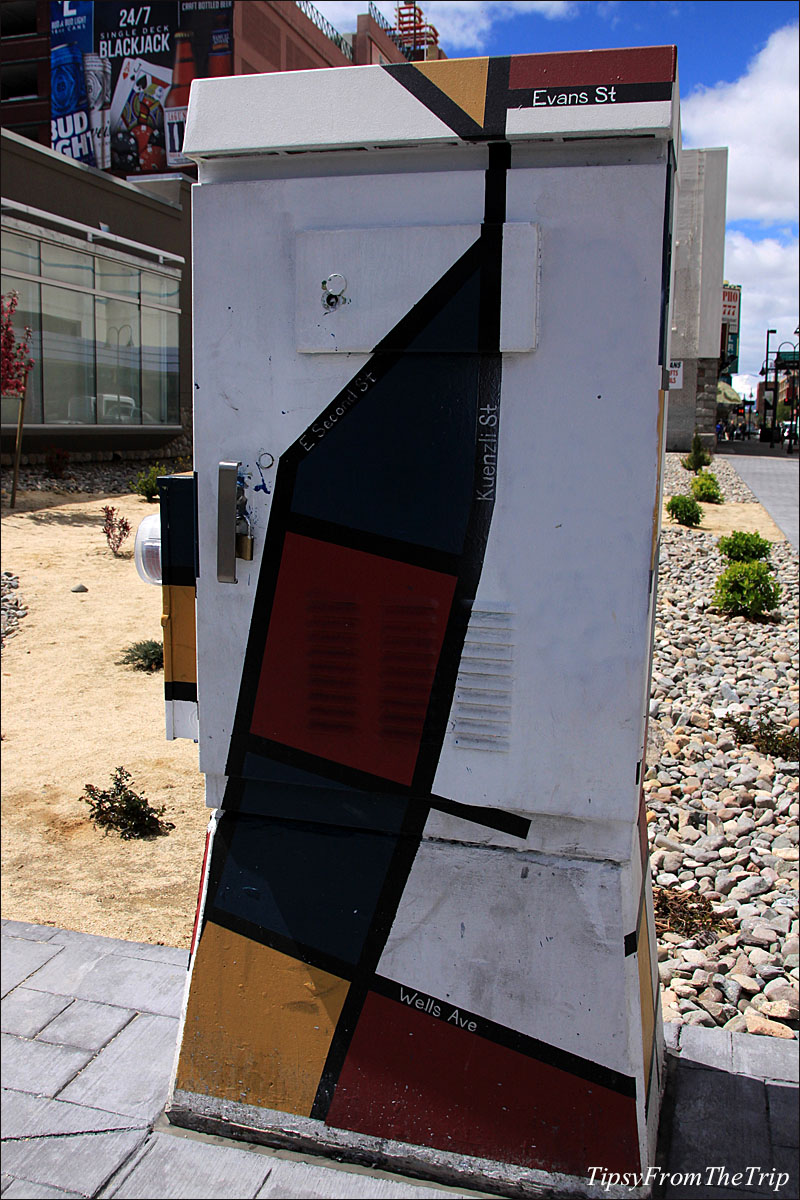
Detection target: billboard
<box><xmin>49</xmin><ymin>1</ymin><xmax>233</xmax><ymax>175</ymax></box>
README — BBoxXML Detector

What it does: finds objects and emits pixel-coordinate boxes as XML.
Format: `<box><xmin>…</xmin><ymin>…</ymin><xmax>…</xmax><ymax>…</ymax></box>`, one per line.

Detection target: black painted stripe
<box><xmin>511</xmin><ymin>81</ymin><xmax>673</xmax><ymax>109</ymax></box>
<box><xmin>164</xmin><ymin>681</ymin><xmax>197</xmax><ymax>702</ymax></box>
<box><xmin>204</xmin><ymin>906</ymin><xmax>357</xmax><ymax>984</ymax></box>
<box><xmin>482</xmin><ymin>58</ymin><xmax>512</xmax><ymax>138</ymax></box>
<box><xmin>429</xmin><ymin>793</ymin><xmax>530</xmax><ymax>840</ymax></box>
<box><xmin>624</xmin><ymin>929</ymin><xmax>638</xmax><ymax>957</ymax></box>
<box><xmin>658</xmin><ymin>141</ymin><xmax>677</xmax><ymax>368</ymax></box>
<box><xmin>370</xmin><ymin>975</ymin><xmax>637</xmax><ymax>1098</ymax></box>
<box><xmin>285</xmin><ymin>512</ymin><xmax>461</xmax><ymax>577</ymax></box>
<box><xmin>310</xmin><ymin>801</ymin><xmax>430</xmax><ymax>1119</ymax></box>
<box><xmin>382</xmin><ymin>63</ymin><xmax>484</xmax><ymax>139</ymax></box>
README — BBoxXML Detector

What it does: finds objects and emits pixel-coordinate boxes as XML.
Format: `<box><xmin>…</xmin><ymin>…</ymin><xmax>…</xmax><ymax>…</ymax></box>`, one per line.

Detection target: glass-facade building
<box><xmin>1</xmin><ymin>212</ymin><xmax>181</xmax><ymax>434</ymax></box>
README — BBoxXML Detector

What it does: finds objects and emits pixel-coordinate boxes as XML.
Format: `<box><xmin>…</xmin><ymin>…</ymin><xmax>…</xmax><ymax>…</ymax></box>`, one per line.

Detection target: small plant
<box><xmin>712</xmin><ymin>561</ymin><xmax>781</xmax><ymax>618</ymax></box>
<box><xmin>80</xmin><ymin>767</ymin><xmax>174</xmax><ymax>839</ymax></box>
<box><xmin>717</xmin><ymin>530</ymin><xmax>772</xmax><ymax>563</ymax></box>
<box><xmin>118</xmin><ymin>638</ymin><xmax>163</xmax><ymax>672</ymax></box>
<box><xmin>130</xmin><ymin>464</ymin><xmax>165</xmax><ymax>503</ymax></box>
<box><xmin>666</xmin><ymin>494</ymin><xmax>703</xmax><ymax>527</ymax></box>
<box><xmin>724</xmin><ymin>714</ymin><xmax>799</xmax><ymax>760</ymax></box>
<box><xmin>690</xmin><ymin>470</ymin><xmax>722</xmax><ymax>504</ymax></box>
<box><xmin>101</xmin><ymin>505</ymin><xmax>131</xmax><ymax>555</ymax></box>
<box><xmin>681</xmin><ymin>431</ymin><xmax>713</xmax><ymax>474</ymax></box>
<box><xmin>45</xmin><ymin>446</ymin><xmax>70</xmax><ymax>480</ymax></box>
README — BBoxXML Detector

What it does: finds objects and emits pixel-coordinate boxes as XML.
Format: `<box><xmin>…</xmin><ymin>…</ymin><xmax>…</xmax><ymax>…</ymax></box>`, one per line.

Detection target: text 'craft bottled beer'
<box><xmin>165</xmin><ymin>31</ymin><xmax>196</xmax><ymax>169</ymax></box>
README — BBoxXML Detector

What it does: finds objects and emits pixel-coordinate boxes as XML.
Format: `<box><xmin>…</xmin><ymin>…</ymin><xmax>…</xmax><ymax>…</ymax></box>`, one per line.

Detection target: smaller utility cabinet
<box><xmin>167</xmin><ymin>46</ymin><xmax>679</xmax><ymax>1198</ymax></box>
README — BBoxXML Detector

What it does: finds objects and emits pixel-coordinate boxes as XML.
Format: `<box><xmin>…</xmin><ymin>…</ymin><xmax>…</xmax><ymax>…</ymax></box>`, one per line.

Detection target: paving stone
<box><xmin>0</xmin><ymin>1035</ymin><xmax>92</xmax><ymax>1098</ymax></box>
<box><xmin>113</xmin><ymin>944</ymin><xmax>189</xmax><ymax>969</ymax></box>
<box><xmin>663</xmin><ymin>1065</ymin><xmax>770</xmax><ymax>1180</ymax></box>
<box><xmin>1</xmin><ymin>921</ymin><xmax>59</xmax><ymax>944</ymax></box>
<box><xmin>731</xmin><ymin>1031</ymin><xmax>800</xmax><ymax>1083</ymax></box>
<box><xmin>104</xmin><ymin>1133</ymin><xmax>271</xmax><ymax>1198</ymax></box>
<box><xmin>21</xmin><ymin>944</ymin><xmax>118</xmax><ymax>999</ymax></box>
<box><xmin>766</xmin><ymin>1082</ymin><xmax>800</xmax><ymax>1150</ymax></box>
<box><xmin>32</xmin><ymin>953</ymin><xmax>186</xmax><ymax>1019</ymax></box>
<box><xmin>677</xmin><ymin>1025</ymin><xmax>733</xmax><ymax>1072</ymax></box>
<box><xmin>1</xmin><ymin>1130</ymin><xmax>148</xmax><ymax>1198</ymax></box>
<box><xmin>58</xmin><ymin>1014</ymin><xmax>178</xmax><ymax>1122</ymax></box>
<box><xmin>1</xmin><ymin>1090</ymin><xmax>146</xmax><ymax>1139</ymax></box>
<box><xmin>1</xmin><ymin>939</ymin><xmax>63</xmax><ymax>998</ymax></box>
<box><xmin>37</xmin><ymin>1000</ymin><xmax>135</xmax><ymax>1052</ymax></box>
<box><xmin>258</xmin><ymin>1158</ymin><xmax>489</xmax><ymax>1199</ymax></box>
<box><xmin>1</xmin><ymin>990</ymin><xmax>72</xmax><ymax>1039</ymax></box>
<box><xmin>1</xmin><ymin>1180</ymin><xmax>84</xmax><ymax>1199</ymax></box>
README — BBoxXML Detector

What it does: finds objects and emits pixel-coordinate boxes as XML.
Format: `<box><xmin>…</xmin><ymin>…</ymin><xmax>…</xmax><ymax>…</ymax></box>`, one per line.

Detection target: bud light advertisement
<box><xmin>49</xmin><ymin>1</ymin><xmax>233</xmax><ymax>175</ymax></box>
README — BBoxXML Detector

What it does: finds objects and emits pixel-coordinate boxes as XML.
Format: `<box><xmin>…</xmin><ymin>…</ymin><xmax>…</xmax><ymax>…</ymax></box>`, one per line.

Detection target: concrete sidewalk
<box><xmin>2</xmin><ymin>920</ymin><xmax>798</xmax><ymax>1200</ymax></box>
<box><xmin>716</xmin><ymin>447</ymin><xmax>799</xmax><ymax>551</ymax></box>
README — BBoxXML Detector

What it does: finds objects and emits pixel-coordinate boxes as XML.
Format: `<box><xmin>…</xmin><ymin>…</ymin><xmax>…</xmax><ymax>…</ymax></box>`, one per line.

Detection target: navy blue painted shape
<box><xmin>208</xmin><ymin>809</ymin><xmax>403</xmax><ymax>965</ymax></box>
<box><xmin>236</xmin><ymin>776</ymin><xmax>409</xmax><ymax>833</ymax></box>
<box><xmin>241</xmin><ymin>752</ymin><xmax>350</xmax><ymax>790</ymax></box>
<box><xmin>291</xmin><ymin>352</ymin><xmax>481</xmax><ymax>556</ymax></box>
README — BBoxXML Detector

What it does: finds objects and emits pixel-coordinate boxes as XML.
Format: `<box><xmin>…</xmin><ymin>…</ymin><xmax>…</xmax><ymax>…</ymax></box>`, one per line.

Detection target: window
<box><xmin>1</xmin><ymin>225</ymin><xmax>180</xmax><ymax>429</ymax></box>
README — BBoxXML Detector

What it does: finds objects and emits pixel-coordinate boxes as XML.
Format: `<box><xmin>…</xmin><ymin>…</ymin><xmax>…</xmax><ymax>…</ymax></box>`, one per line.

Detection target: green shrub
<box><xmin>712</xmin><ymin>561</ymin><xmax>781</xmax><ymax>618</ymax></box>
<box><xmin>690</xmin><ymin>470</ymin><xmax>723</xmax><ymax>504</ymax></box>
<box><xmin>666</xmin><ymin>494</ymin><xmax>703</xmax><ymax>527</ymax></box>
<box><xmin>717</xmin><ymin>530</ymin><xmax>772</xmax><ymax>562</ymax></box>
<box><xmin>130</xmin><ymin>464</ymin><xmax>165</xmax><ymax>502</ymax></box>
<box><xmin>724</xmin><ymin>714</ymin><xmax>799</xmax><ymax>760</ymax></box>
<box><xmin>80</xmin><ymin>767</ymin><xmax>174</xmax><ymax>839</ymax></box>
<box><xmin>681</xmin><ymin>431</ymin><xmax>713</xmax><ymax>474</ymax></box>
<box><xmin>118</xmin><ymin>639</ymin><xmax>163</xmax><ymax>672</ymax></box>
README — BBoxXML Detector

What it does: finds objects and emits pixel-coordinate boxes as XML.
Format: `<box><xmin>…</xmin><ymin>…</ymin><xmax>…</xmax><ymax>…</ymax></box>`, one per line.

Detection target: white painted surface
<box><xmin>184</xmin><ymin>68</ymin><xmax>458</xmax><ymax>158</ymax></box>
<box><xmin>377</xmin><ymin>839</ymin><xmax>632</xmax><ymax>1076</ymax></box>
<box><xmin>192</xmin><ymin>168</ymin><xmax>486</xmax><ymax>778</ymax></box>
<box><xmin>432</xmin><ymin>159</ymin><xmax>668</xmax><ymax>832</ymax></box>
<box><xmin>165</xmin><ymin>700</ymin><xmax>198</xmax><ymax>742</ymax></box>
<box><xmin>295</xmin><ymin>225</ymin><xmax>479</xmax><ymax>354</ymax></box>
<box><xmin>505</xmin><ymin>102</ymin><xmax>673</xmax><ymax>140</ymax></box>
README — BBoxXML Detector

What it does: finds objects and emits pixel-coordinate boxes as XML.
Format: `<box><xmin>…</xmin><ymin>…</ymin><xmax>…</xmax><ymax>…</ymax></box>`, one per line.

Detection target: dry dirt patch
<box><xmin>1</xmin><ymin>490</ymin><xmax>207</xmax><ymax>946</ymax></box>
<box><xmin>661</xmin><ymin>500</ymin><xmax>785</xmax><ymax>539</ymax></box>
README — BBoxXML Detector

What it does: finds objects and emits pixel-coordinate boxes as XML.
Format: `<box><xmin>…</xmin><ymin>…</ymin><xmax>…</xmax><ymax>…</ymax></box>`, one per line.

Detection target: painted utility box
<box><xmin>168</xmin><ymin>48</ymin><xmax>678</xmax><ymax>1196</ymax></box>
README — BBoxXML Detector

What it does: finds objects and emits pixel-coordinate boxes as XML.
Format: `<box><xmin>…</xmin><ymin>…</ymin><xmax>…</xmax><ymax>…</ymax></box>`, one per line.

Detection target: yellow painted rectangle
<box><xmin>637</xmin><ymin>895</ymin><xmax>656</xmax><ymax>1094</ymax></box>
<box><xmin>161</xmin><ymin>583</ymin><xmax>196</xmax><ymax>683</ymax></box>
<box><xmin>176</xmin><ymin>920</ymin><xmax>349</xmax><ymax>1116</ymax></box>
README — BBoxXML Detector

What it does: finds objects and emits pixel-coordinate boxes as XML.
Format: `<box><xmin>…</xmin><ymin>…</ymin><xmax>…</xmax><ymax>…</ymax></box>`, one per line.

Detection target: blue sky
<box><xmin>317</xmin><ymin>1</ymin><xmax>799</xmax><ymax>395</ymax></box>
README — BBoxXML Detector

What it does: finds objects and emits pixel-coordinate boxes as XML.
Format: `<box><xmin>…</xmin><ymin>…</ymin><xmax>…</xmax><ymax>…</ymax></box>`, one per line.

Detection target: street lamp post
<box><xmin>776</xmin><ymin>337</ymin><xmax>799</xmax><ymax>455</ymax></box>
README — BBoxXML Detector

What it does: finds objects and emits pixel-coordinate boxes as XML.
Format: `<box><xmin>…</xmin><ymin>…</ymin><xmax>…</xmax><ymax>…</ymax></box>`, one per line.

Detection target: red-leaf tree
<box><xmin>3</xmin><ymin>290</ymin><xmax>36</xmax><ymax>508</ymax></box>
<box><xmin>1</xmin><ymin>290</ymin><xmax>34</xmax><ymax>397</ymax></box>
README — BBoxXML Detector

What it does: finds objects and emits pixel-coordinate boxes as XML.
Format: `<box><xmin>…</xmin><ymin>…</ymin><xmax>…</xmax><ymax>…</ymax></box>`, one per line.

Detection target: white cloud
<box><xmin>314</xmin><ymin>1</ymin><xmax>575</xmax><ymax>51</ymax></box>
<box><xmin>724</xmin><ymin>229</ymin><xmax>799</xmax><ymax>377</ymax></box>
<box><xmin>681</xmin><ymin>24</ymin><xmax>799</xmax><ymax>224</ymax></box>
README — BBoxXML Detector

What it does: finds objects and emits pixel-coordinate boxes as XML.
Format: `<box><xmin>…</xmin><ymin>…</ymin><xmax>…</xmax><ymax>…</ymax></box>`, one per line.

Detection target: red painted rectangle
<box><xmin>509</xmin><ymin>46</ymin><xmax>677</xmax><ymax>89</ymax></box>
<box><xmin>326</xmin><ymin>991</ymin><xmax>641</xmax><ymax>1177</ymax></box>
<box><xmin>250</xmin><ymin>534</ymin><xmax>456</xmax><ymax>785</ymax></box>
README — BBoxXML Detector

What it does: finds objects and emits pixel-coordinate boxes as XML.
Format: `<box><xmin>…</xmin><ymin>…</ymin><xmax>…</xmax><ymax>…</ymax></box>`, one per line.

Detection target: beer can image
<box><xmin>51</xmin><ymin>42</ymin><xmax>96</xmax><ymax>166</ymax></box>
<box><xmin>83</xmin><ymin>53</ymin><xmax>109</xmax><ymax>170</ymax></box>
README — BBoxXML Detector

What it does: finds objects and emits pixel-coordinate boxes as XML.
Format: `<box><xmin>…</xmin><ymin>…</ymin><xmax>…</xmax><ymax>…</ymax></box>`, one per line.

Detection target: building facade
<box><xmin>666</xmin><ymin>147</ymin><xmax>728</xmax><ymax>451</ymax></box>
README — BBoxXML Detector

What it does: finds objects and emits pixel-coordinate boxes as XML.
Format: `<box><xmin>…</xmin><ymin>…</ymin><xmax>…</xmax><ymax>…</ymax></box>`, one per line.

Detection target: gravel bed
<box><xmin>1</xmin><ymin>572</ymin><xmax>27</xmax><ymax>650</ymax></box>
<box><xmin>662</xmin><ymin>451</ymin><xmax>757</xmax><ymax>503</ymax></box>
<box><xmin>0</xmin><ymin>459</ymin><xmax>184</xmax><ymax>499</ymax></box>
<box><xmin>647</xmin><ymin>526</ymin><xmax>799</xmax><ymax>1038</ymax></box>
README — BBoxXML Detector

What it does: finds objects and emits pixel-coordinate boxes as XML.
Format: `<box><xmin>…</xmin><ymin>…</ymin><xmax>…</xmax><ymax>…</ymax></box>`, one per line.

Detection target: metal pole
<box><xmin>10</xmin><ymin>390</ymin><xmax>26</xmax><ymax>509</ymax></box>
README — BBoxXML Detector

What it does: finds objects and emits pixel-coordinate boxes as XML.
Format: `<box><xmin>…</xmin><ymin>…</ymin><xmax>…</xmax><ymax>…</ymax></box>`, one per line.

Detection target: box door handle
<box><xmin>217</xmin><ymin>462</ymin><xmax>239</xmax><ymax>584</ymax></box>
